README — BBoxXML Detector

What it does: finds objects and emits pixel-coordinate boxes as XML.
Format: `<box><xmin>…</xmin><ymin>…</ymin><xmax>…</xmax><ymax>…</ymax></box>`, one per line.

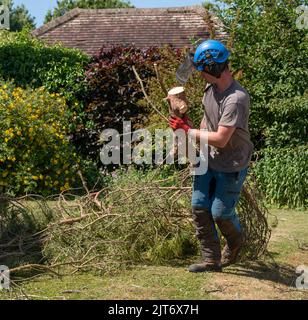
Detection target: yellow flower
<box><xmin>4</xmin><ymin>128</ymin><xmax>14</xmax><ymax>137</ymax></box>
<box><xmin>32</xmin><ymin>176</ymin><xmax>39</xmax><ymax>181</ymax></box>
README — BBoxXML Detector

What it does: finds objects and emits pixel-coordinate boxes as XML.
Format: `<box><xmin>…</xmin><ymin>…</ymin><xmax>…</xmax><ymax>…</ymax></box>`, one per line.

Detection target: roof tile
<box><xmin>32</xmin><ymin>6</ymin><xmax>227</xmax><ymax>56</ymax></box>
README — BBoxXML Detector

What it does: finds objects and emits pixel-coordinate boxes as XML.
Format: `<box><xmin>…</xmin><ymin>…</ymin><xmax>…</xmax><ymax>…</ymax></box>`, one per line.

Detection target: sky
<box><xmin>12</xmin><ymin>0</ymin><xmax>205</xmax><ymax>28</ymax></box>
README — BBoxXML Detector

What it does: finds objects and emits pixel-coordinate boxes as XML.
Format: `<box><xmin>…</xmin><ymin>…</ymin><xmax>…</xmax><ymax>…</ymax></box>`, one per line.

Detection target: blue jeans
<box><xmin>192</xmin><ymin>167</ymin><xmax>248</xmax><ymax>233</ymax></box>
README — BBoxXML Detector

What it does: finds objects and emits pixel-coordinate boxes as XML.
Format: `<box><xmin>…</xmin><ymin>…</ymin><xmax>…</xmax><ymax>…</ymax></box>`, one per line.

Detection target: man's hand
<box><xmin>169</xmin><ymin>115</ymin><xmax>193</xmax><ymax>133</ymax></box>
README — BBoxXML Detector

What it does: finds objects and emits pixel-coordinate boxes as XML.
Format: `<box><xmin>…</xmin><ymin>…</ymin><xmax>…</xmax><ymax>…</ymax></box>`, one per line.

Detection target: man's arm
<box><xmin>169</xmin><ymin>116</ymin><xmax>236</xmax><ymax>148</ymax></box>
<box><xmin>191</xmin><ymin>126</ymin><xmax>236</xmax><ymax>149</ymax></box>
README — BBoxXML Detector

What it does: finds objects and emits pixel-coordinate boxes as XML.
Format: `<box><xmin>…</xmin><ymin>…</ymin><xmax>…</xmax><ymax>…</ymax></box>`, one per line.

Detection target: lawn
<box><xmin>1</xmin><ymin>209</ymin><xmax>307</xmax><ymax>300</ymax></box>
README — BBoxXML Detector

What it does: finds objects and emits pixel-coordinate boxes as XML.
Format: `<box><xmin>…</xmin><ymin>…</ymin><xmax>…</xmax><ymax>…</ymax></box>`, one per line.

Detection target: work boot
<box><xmin>215</xmin><ymin>219</ymin><xmax>243</xmax><ymax>267</ymax></box>
<box><xmin>188</xmin><ymin>207</ymin><xmax>222</xmax><ymax>273</ymax></box>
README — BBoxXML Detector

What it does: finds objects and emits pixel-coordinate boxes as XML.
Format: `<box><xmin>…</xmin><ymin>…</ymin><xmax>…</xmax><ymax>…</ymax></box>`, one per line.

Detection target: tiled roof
<box><xmin>32</xmin><ymin>6</ymin><xmax>227</xmax><ymax>56</ymax></box>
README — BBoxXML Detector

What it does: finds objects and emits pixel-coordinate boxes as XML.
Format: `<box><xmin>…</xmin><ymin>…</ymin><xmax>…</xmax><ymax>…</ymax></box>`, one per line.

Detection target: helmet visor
<box><xmin>176</xmin><ymin>52</ymin><xmax>196</xmax><ymax>84</ymax></box>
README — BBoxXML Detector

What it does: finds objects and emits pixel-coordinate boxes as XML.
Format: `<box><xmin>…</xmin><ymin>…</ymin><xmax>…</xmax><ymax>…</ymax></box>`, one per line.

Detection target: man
<box><xmin>169</xmin><ymin>40</ymin><xmax>254</xmax><ymax>272</ymax></box>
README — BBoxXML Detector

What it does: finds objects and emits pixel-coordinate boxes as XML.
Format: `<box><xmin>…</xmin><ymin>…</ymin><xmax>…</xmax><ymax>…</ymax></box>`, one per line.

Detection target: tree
<box><xmin>0</xmin><ymin>0</ymin><xmax>36</xmax><ymax>31</ymax></box>
<box><xmin>204</xmin><ymin>0</ymin><xmax>308</xmax><ymax>148</ymax></box>
<box><xmin>44</xmin><ymin>0</ymin><xmax>134</xmax><ymax>23</ymax></box>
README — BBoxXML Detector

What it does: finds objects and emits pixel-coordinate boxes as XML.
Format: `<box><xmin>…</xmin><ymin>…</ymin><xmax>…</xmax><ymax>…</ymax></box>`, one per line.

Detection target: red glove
<box><xmin>169</xmin><ymin>115</ymin><xmax>193</xmax><ymax>133</ymax></box>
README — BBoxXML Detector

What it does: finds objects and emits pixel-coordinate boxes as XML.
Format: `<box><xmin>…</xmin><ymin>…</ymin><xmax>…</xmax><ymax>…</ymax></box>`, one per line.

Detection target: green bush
<box><xmin>0</xmin><ymin>29</ymin><xmax>89</xmax><ymax>105</ymax></box>
<box><xmin>252</xmin><ymin>146</ymin><xmax>308</xmax><ymax>209</ymax></box>
<box><xmin>0</xmin><ymin>81</ymin><xmax>81</xmax><ymax>195</ymax></box>
<box><xmin>0</xmin><ymin>29</ymin><xmax>91</xmax><ymax>150</ymax></box>
<box><xmin>263</xmin><ymin>94</ymin><xmax>308</xmax><ymax>148</ymax></box>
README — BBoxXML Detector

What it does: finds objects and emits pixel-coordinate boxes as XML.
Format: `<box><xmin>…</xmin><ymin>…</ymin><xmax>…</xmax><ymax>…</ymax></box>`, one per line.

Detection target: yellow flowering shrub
<box><xmin>0</xmin><ymin>82</ymin><xmax>81</xmax><ymax>195</ymax></box>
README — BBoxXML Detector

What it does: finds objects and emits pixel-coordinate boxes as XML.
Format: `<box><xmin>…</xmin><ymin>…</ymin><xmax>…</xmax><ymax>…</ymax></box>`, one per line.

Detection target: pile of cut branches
<box><xmin>0</xmin><ymin>167</ymin><xmax>271</xmax><ymax>279</ymax></box>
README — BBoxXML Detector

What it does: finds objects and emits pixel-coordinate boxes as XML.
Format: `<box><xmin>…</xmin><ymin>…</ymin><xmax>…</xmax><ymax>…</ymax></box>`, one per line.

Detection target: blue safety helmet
<box><xmin>193</xmin><ymin>40</ymin><xmax>230</xmax><ymax>77</ymax></box>
<box><xmin>176</xmin><ymin>40</ymin><xmax>230</xmax><ymax>83</ymax></box>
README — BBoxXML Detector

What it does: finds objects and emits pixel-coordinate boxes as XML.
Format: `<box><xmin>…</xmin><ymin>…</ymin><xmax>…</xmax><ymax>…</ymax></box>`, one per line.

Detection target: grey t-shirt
<box><xmin>202</xmin><ymin>80</ymin><xmax>254</xmax><ymax>173</ymax></box>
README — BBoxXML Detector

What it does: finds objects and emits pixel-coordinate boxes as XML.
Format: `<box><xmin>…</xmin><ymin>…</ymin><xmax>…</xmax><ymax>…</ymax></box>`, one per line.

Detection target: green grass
<box><xmin>1</xmin><ymin>209</ymin><xmax>308</xmax><ymax>300</ymax></box>
<box><xmin>267</xmin><ymin>209</ymin><xmax>308</xmax><ymax>261</ymax></box>
<box><xmin>8</xmin><ymin>265</ymin><xmax>211</xmax><ymax>300</ymax></box>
